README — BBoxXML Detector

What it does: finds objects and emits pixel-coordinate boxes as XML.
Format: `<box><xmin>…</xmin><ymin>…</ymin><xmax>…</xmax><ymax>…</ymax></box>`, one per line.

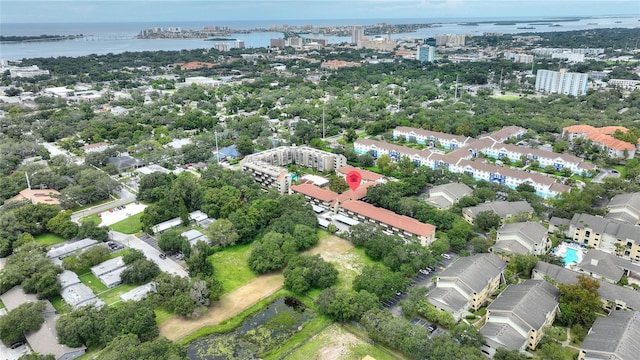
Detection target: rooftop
<box><xmin>8</xmin><ymin>188</ymin><xmax>61</xmax><ymax>205</ymax></box>
<box><xmin>463</xmin><ymin>201</ymin><xmax>534</xmax><ymax>220</ymax></box>
<box><xmin>580</xmin><ymin>311</ymin><xmax>640</xmax><ymax>360</ymax></box>
<box><xmin>438</xmin><ymin>253</ymin><xmax>506</xmax><ymax>294</ymax></box>
<box><xmin>341</xmin><ymin>199</ymin><xmax>436</xmax><ymax>238</ymax></box>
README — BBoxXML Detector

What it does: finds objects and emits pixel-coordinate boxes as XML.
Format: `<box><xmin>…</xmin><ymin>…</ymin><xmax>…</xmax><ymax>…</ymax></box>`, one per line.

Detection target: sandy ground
<box><xmin>315</xmin><ymin>325</ymin><xmax>358</xmax><ymax>360</ymax></box>
<box><xmin>159</xmin><ymin>273</ymin><xmax>284</xmax><ymax>341</ymax></box>
<box><xmin>306</xmin><ymin>235</ymin><xmax>355</xmax><ymax>260</ymax></box>
<box><xmin>97</xmin><ymin>202</ymin><xmax>147</xmax><ymax>226</ymax></box>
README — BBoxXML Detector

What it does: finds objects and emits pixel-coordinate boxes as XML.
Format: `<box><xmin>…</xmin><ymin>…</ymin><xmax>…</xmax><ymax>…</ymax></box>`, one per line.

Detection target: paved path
<box><xmin>109</xmin><ymin>230</ymin><xmax>189</xmax><ymax>278</ymax></box>
<box><xmin>159</xmin><ymin>273</ymin><xmax>284</xmax><ymax>341</ymax></box>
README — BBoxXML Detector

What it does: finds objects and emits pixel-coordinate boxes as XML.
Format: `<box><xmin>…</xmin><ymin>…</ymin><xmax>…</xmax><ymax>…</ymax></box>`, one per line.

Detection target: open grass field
<box><xmin>35</xmin><ymin>233</ymin><xmax>67</xmax><ymax>247</ymax></box>
<box><xmin>283</xmin><ymin>323</ymin><xmax>402</xmax><ymax>360</ymax></box>
<box><xmin>108</xmin><ymin>213</ymin><xmax>143</xmax><ymax>234</ymax></box>
<box><xmin>96</xmin><ymin>284</ymin><xmax>137</xmax><ymax>305</ymax></box>
<box><xmin>79</xmin><ymin>273</ymin><xmax>108</xmax><ymax>294</ymax></box>
<box><xmin>154</xmin><ymin>308</ymin><xmax>174</xmax><ymax>324</ymax></box>
<box><xmin>305</xmin><ymin>235</ymin><xmax>374</xmax><ymax>290</ymax></box>
<box><xmin>209</xmin><ymin>244</ymin><xmax>256</xmax><ymax>294</ymax></box>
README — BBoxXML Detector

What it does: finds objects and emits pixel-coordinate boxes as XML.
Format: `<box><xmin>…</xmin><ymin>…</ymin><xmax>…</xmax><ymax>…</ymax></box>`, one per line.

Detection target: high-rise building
<box><xmin>351</xmin><ymin>25</ymin><xmax>365</xmax><ymax>46</ymax></box>
<box><xmin>234</xmin><ymin>40</ymin><xmax>245</xmax><ymax>49</ymax></box>
<box><xmin>213</xmin><ymin>43</ymin><xmax>230</xmax><ymax>52</ymax></box>
<box><xmin>425</xmin><ymin>37</ymin><xmax>437</xmax><ymax>47</ymax></box>
<box><xmin>535</xmin><ymin>69</ymin><xmax>588</xmax><ymax>96</ymax></box>
<box><xmin>270</xmin><ymin>38</ymin><xmax>286</xmax><ymax>49</ymax></box>
<box><xmin>416</xmin><ymin>45</ymin><xmax>436</xmax><ymax>63</ymax></box>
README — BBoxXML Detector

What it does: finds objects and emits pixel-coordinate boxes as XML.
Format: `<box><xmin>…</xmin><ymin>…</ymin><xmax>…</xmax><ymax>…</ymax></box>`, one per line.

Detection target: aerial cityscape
<box><xmin>1</xmin><ymin>1</ymin><xmax>640</xmax><ymax>359</ymax></box>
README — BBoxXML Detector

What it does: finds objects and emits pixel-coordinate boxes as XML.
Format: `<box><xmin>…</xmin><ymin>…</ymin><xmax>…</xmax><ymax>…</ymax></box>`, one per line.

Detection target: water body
<box><xmin>1</xmin><ymin>16</ymin><xmax>639</xmax><ymax>60</ymax></box>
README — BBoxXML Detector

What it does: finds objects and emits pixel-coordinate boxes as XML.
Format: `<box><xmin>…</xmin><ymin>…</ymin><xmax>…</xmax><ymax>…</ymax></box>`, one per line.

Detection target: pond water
<box><xmin>187</xmin><ymin>297</ymin><xmax>312</xmax><ymax>360</ymax></box>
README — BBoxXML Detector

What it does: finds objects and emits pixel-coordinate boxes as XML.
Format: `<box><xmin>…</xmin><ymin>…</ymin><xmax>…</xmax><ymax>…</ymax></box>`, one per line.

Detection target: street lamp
<box><xmin>25</xmin><ymin>171</ymin><xmax>41</xmax><ymax>205</ymax></box>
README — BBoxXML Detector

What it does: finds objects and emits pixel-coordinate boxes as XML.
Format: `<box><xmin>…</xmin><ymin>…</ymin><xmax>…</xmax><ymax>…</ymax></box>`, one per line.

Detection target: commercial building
<box><xmin>8</xmin><ymin>188</ymin><xmax>61</xmax><ymax>205</ymax></box>
<box><xmin>535</xmin><ymin>69</ymin><xmax>589</xmax><ymax>96</ymax></box>
<box><xmin>579</xmin><ymin>311</ymin><xmax>640</xmax><ymax>360</ymax></box>
<box><xmin>80</xmin><ymin>142</ymin><xmax>112</xmax><ymax>153</ymax></box>
<box><xmin>427</xmin><ymin>253</ymin><xmax>506</xmax><ymax>320</ymax></box>
<box><xmin>47</xmin><ymin>239</ymin><xmax>99</xmax><ymax>260</ymax></box>
<box><xmin>416</xmin><ymin>45</ymin><xmax>435</xmax><ymax>63</ymax></box>
<box><xmin>480</xmin><ymin>280</ymin><xmax>559</xmax><ymax>357</ymax></box>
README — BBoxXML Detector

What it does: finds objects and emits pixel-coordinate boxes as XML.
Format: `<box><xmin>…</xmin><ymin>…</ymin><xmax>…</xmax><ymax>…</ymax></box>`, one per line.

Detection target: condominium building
<box><xmin>241</xmin><ymin>146</ymin><xmax>346</xmax><ymax>194</ymax></box>
<box><xmin>562</xmin><ymin>125</ymin><xmax>636</xmax><ymax>159</ymax></box>
<box><xmin>568</xmin><ymin>213</ymin><xmax>640</xmax><ymax>260</ymax></box>
<box><xmin>416</xmin><ymin>45</ymin><xmax>436</xmax><ymax>63</ymax></box>
<box><xmin>579</xmin><ymin>311</ymin><xmax>640</xmax><ymax>360</ymax></box>
<box><xmin>351</xmin><ymin>25</ymin><xmax>365</xmax><ymax>46</ymax></box>
<box><xmin>535</xmin><ymin>69</ymin><xmax>588</xmax><ymax>96</ymax></box>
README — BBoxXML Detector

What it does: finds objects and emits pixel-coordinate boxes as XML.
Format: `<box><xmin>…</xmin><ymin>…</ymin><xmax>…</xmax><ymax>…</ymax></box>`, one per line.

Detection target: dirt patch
<box><xmin>159</xmin><ymin>273</ymin><xmax>284</xmax><ymax>341</ymax></box>
<box><xmin>306</xmin><ymin>235</ymin><xmax>354</xmax><ymax>260</ymax></box>
<box><xmin>316</xmin><ymin>326</ymin><xmax>358</xmax><ymax>360</ymax></box>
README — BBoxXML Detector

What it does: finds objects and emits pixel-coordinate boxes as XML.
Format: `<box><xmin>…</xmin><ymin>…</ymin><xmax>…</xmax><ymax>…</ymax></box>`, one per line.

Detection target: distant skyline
<box><xmin>1</xmin><ymin>0</ymin><xmax>639</xmax><ymax>24</ymax></box>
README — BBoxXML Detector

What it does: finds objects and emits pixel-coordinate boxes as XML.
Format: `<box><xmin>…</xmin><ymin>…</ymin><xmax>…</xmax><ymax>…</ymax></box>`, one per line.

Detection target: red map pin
<box><xmin>346</xmin><ymin>170</ymin><xmax>362</xmax><ymax>192</ymax></box>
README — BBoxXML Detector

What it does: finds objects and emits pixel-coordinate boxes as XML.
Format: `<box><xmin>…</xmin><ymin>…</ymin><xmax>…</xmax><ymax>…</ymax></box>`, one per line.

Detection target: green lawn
<box><xmin>79</xmin><ymin>273</ymin><xmax>108</xmax><ymax>293</ymax></box>
<box><xmin>35</xmin><ymin>233</ymin><xmax>67</xmax><ymax>247</ymax></box>
<box><xmin>0</xmin><ymin>300</ymin><xmax>5</xmax><ymax>310</ymax></box>
<box><xmin>209</xmin><ymin>244</ymin><xmax>256</xmax><ymax>294</ymax></box>
<box><xmin>50</xmin><ymin>296</ymin><xmax>71</xmax><ymax>314</ymax></box>
<box><xmin>108</xmin><ymin>213</ymin><xmax>144</xmax><ymax>234</ymax></box>
<box><xmin>333</xmin><ymin>247</ymin><xmax>376</xmax><ymax>291</ymax></box>
<box><xmin>97</xmin><ymin>284</ymin><xmax>137</xmax><ymax>305</ymax></box>
<box><xmin>82</xmin><ymin>213</ymin><xmax>102</xmax><ymax>226</ymax></box>
<box><xmin>154</xmin><ymin>308</ymin><xmax>173</xmax><ymax>324</ymax></box>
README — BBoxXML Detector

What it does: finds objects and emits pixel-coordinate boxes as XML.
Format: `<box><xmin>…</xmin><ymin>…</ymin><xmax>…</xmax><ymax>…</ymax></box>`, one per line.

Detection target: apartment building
<box><xmin>241</xmin><ymin>146</ymin><xmax>346</xmax><ymax>194</ymax></box>
<box><xmin>480</xmin><ymin>280</ymin><xmax>559</xmax><ymax>357</ymax></box>
<box><xmin>494</xmin><ymin>222</ymin><xmax>550</xmax><ymax>256</ymax></box>
<box><xmin>427</xmin><ymin>253</ymin><xmax>506</xmax><ymax>320</ymax></box>
<box><xmin>426</xmin><ymin>183</ymin><xmax>473</xmax><ymax>209</ymax></box>
<box><xmin>606</xmin><ymin>192</ymin><xmax>640</xmax><ymax>225</ymax></box>
<box><xmin>535</xmin><ymin>69</ymin><xmax>588</xmax><ymax>96</ymax></box>
<box><xmin>562</xmin><ymin>125</ymin><xmax>636</xmax><ymax>159</ymax></box>
<box><xmin>393</xmin><ymin>126</ymin><xmax>472</xmax><ymax>150</ymax></box>
<box><xmin>462</xmin><ymin>201</ymin><xmax>534</xmax><ymax>224</ymax></box>
<box><xmin>568</xmin><ymin>213</ymin><xmax>640</xmax><ymax>260</ymax></box>
<box><xmin>579</xmin><ymin>311</ymin><xmax>640</xmax><ymax>360</ymax></box>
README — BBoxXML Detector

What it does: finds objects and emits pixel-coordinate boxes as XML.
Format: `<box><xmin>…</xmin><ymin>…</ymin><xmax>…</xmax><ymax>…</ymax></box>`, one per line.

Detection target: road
<box><xmin>109</xmin><ymin>230</ymin><xmax>189</xmax><ymax>278</ymax></box>
<box><xmin>592</xmin><ymin>169</ymin><xmax>620</xmax><ymax>183</ymax></box>
<box><xmin>71</xmin><ymin>188</ymin><xmax>136</xmax><ymax>223</ymax></box>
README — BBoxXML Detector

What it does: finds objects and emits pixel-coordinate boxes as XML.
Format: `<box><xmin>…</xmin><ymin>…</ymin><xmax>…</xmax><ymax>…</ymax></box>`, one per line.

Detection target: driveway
<box><xmin>593</xmin><ymin>169</ymin><xmax>620</xmax><ymax>183</ymax></box>
<box><xmin>109</xmin><ymin>231</ymin><xmax>189</xmax><ymax>278</ymax></box>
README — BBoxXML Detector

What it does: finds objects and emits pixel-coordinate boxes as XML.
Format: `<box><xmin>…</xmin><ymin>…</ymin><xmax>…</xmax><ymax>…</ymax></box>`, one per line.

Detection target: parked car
<box><xmin>159</xmin><ymin>253</ymin><xmax>167</xmax><ymax>259</ymax></box>
<box><xmin>395</xmin><ymin>291</ymin><xmax>403</xmax><ymax>296</ymax></box>
<box><xmin>442</xmin><ymin>254</ymin><xmax>452</xmax><ymax>260</ymax></box>
<box><xmin>419</xmin><ymin>269</ymin><xmax>430</xmax><ymax>275</ymax></box>
<box><xmin>426</xmin><ymin>324</ymin><xmax>438</xmax><ymax>333</ymax></box>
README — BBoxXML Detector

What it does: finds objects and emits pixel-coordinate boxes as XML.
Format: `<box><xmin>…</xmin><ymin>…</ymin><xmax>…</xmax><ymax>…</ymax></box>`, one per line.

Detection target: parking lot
<box><xmin>109</xmin><ymin>231</ymin><xmax>189</xmax><ymax>278</ymax></box>
<box><xmin>97</xmin><ymin>202</ymin><xmax>147</xmax><ymax>227</ymax></box>
<box><xmin>0</xmin><ymin>309</ymin><xmax>31</xmax><ymax>360</ymax></box>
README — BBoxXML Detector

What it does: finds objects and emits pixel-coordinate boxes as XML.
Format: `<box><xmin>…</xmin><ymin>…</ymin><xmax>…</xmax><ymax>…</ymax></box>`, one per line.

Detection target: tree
<box><xmin>474</xmin><ymin>210</ymin><xmax>502</xmax><ymax>231</ymax></box>
<box><xmin>46</xmin><ymin>210</ymin><xmax>78</xmax><ymax>239</ymax></box>
<box><xmin>494</xmin><ymin>348</ymin><xmax>531</xmax><ymax>360</ymax></box>
<box><xmin>0</xmin><ymin>301</ymin><xmax>45</xmax><ymax>345</ymax></box>
<box><xmin>471</xmin><ymin>236</ymin><xmax>492</xmax><ymax>253</ymax></box>
<box><xmin>283</xmin><ymin>255</ymin><xmax>338</xmax><ymax>294</ymax></box>
<box><xmin>158</xmin><ymin>230</ymin><xmax>188</xmax><ymax>254</ymax></box>
<box><xmin>248</xmin><ymin>232</ymin><xmax>297</xmax><ymax>274</ymax></box>
<box><xmin>120</xmin><ymin>258</ymin><xmax>160</xmax><ymax>285</ymax></box>
<box><xmin>122</xmin><ymin>249</ymin><xmax>145</xmax><ymax>264</ymax></box>
<box><xmin>76</xmin><ymin>219</ymin><xmax>109</xmax><ymax>242</ymax></box>
<box><xmin>186</xmin><ymin>241</ymin><xmax>213</xmax><ymax>277</ymax></box>
<box><xmin>97</xmin><ymin>334</ymin><xmax>185</xmax><ymax>360</ymax></box>
<box><xmin>397</xmin><ymin>155</ymin><xmax>416</xmax><ymax>177</ymax></box>
<box><xmin>206</xmin><ymin>219</ymin><xmax>239</xmax><ymax>247</ymax></box>
<box><xmin>557</xmin><ymin>275</ymin><xmax>601</xmax><ymax>327</ymax></box>
<box><xmin>328</xmin><ymin>175</ymin><xmax>349</xmax><ymax>193</ymax></box>
<box><xmin>376</xmin><ymin>154</ymin><xmax>393</xmax><ymax>174</ymax></box>
<box><xmin>292</xmin><ymin>224</ymin><xmax>319</xmax><ymax>250</ymax></box>
<box><xmin>353</xmin><ymin>264</ymin><xmax>408</xmax><ymax>300</ymax></box>
<box><xmin>235</xmin><ymin>135</ymin><xmax>254</xmax><ymax>155</ymax></box>
<box><xmin>315</xmin><ymin>287</ymin><xmax>379</xmax><ymax>322</ymax></box>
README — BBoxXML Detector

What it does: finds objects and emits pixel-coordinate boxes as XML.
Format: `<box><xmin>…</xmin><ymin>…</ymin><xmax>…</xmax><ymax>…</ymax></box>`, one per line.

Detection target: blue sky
<box><xmin>1</xmin><ymin>0</ymin><xmax>639</xmax><ymax>23</ymax></box>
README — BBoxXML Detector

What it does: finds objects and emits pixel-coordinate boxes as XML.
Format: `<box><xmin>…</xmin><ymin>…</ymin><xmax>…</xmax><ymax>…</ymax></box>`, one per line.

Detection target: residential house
<box><xmin>480</xmin><ymin>280</ymin><xmax>560</xmax><ymax>357</ymax></box>
<box><xmin>462</xmin><ymin>201</ymin><xmax>534</xmax><ymax>224</ymax></box>
<box><xmin>427</xmin><ymin>253</ymin><xmax>506</xmax><ymax>320</ymax></box>
<box><xmin>80</xmin><ymin>142</ymin><xmax>112</xmax><ymax>153</ymax></box>
<box><xmin>578</xmin><ymin>311</ymin><xmax>640</xmax><ymax>360</ymax></box>
<box><xmin>426</xmin><ymin>183</ymin><xmax>473</xmax><ymax>209</ymax></box>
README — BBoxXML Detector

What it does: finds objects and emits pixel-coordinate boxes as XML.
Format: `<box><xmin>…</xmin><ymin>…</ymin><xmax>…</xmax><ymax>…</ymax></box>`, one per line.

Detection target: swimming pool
<box><xmin>563</xmin><ymin>247</ymin><xmax>580</xmax><ymax>266</ymax></box>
